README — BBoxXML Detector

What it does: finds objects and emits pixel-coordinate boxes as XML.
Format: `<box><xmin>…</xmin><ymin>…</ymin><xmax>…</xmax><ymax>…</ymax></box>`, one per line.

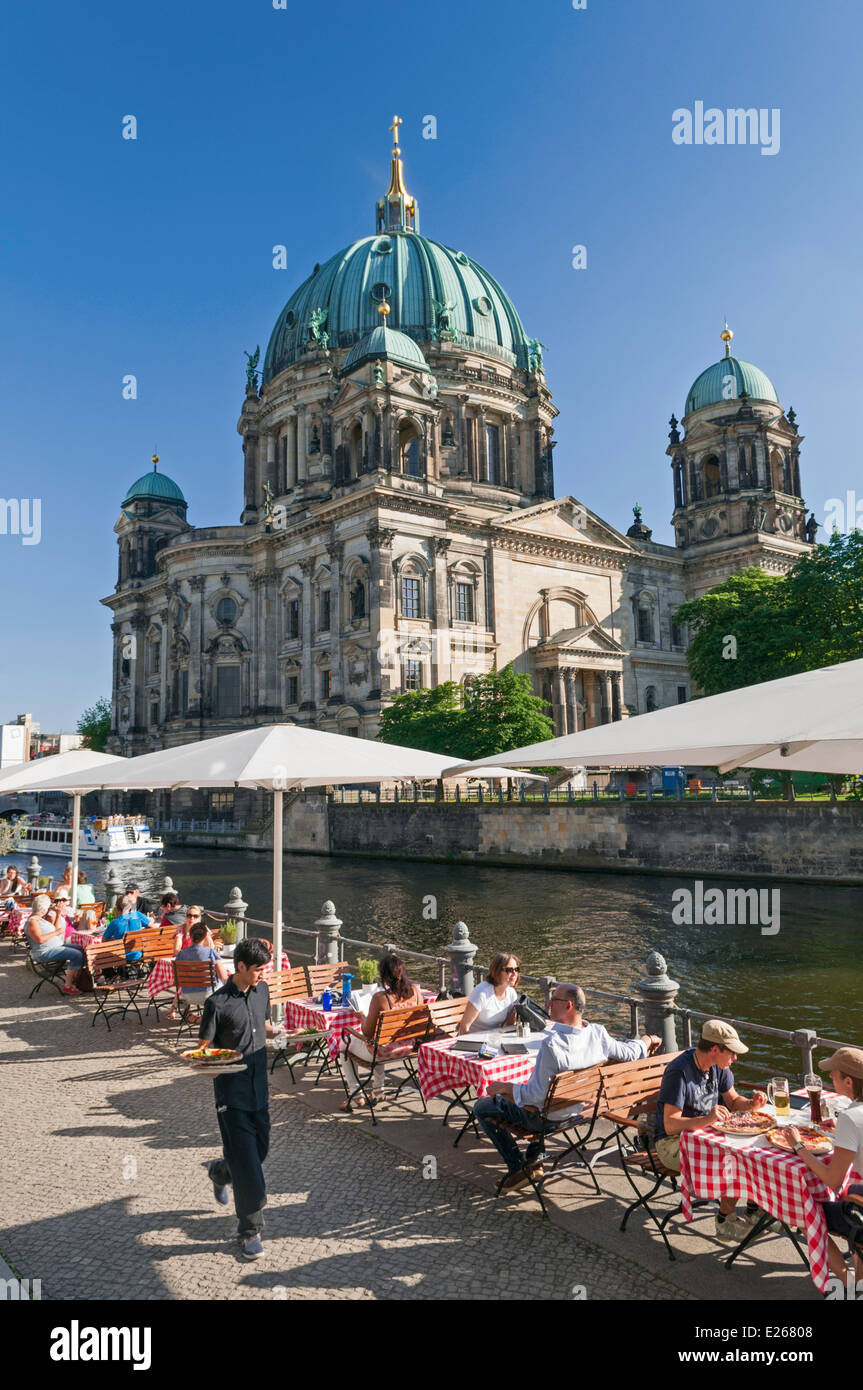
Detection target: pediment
<box><xmin>494</xmin><ymin>497</ymin><xmax>630</xmax><ymax>549</ymax></box>
<box><xmin>538</xmin><ymin>623</ymin><xmax>626</xmax><ymax>656</ymax></box>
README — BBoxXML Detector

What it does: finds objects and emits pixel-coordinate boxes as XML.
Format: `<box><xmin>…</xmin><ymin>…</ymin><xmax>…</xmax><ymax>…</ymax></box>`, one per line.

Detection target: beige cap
<box><xmin>701</xmin><ymin>1018</ymin><xmax>749</xmax><ymax>1055</ymax></box>
<box><xmin>818</xmin><ymin>1046</ymin><xmax>863</xmax><ymax>1081</ymax></box>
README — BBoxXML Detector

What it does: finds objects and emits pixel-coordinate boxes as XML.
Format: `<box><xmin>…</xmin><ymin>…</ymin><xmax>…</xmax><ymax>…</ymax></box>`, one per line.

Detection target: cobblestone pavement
<box><xmin>0</xmin><ymin>949</ymin><xmax>698</xmax><ymax>1302</ymax></box>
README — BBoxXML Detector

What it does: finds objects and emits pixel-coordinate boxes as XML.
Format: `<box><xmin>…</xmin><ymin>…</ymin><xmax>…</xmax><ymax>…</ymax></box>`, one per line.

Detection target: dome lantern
<box><xmin>376</xmin><ymin>114</ymin><xmax>419</xmax><ymax>235</ymax></box>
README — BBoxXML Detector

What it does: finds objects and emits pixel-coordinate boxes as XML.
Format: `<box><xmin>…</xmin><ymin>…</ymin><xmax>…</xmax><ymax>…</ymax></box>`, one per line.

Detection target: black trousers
<box><xmin>211</xmin><ymin>1105</ymin><xmax>271</xmax><ymax>1237</ymax></box>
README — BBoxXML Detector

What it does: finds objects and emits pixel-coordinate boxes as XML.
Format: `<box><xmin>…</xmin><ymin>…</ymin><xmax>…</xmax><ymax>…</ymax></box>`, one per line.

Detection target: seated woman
<box><xmin>341</xmin><ymin>953</ymin><xmax>424</xmax><ymax>1109</ymax></box>
<box><xmin>174</xmin><ymin>922</ymin><xmax>230</xmax><ymax>1022</ymax></box>
<box><xmin>787</xmin><ymin>1048</ymin><xmax>863</xmax><ymax>1285</ymax></box>
<box><xmin>26</xmin><ymin>892</ymin><xmax>84</xmax><ymax>995</ymax></box>
<box><xmin>74</xmin><ymin>871</ymin><xmax>95</xmax><ymax>906</ymax></box>
<box><xmin>458</xmin><ymin>954</ymin><xmax>521</xmax><ymax>1034</ymax></box>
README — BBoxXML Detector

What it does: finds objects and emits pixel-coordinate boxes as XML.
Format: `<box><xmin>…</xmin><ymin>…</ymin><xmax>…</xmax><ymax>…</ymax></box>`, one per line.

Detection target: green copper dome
<box><xmin>685</xmin><ymin>355</ymin><xmax>779</xmax><ymax>415</ymax></box>
<box><xmin>342</xmin><ymin>323</ymin><xmax>431</xmax><ymax>376</ymax></box>
<box><xmin>122</xmin><ymin>461</ymin><xmax>186</xmax><ymax>508</ymax></box>
<box><xmin>263</xmin><ymin>231</ymin><xmax>533</xmax><ymax>383</ymax></box>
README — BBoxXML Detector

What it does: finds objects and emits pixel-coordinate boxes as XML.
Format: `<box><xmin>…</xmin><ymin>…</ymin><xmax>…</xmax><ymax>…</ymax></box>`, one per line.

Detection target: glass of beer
<box><xmin>767</xmin><ymin>1076</ymin><xmax>791</xmax><ymax>1118</ymax></box>
<box><xmin>805</xmin><ymin>1072</ymin><xmax>823</xmax><ymax>1124</ymax></box>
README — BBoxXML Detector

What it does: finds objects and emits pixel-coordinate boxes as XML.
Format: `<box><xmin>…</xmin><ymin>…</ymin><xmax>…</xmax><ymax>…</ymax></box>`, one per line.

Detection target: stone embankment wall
<box><xmin>326</xmin><ymin>801</ymin><xmax>863</xmax><ymax>885</ymax></box>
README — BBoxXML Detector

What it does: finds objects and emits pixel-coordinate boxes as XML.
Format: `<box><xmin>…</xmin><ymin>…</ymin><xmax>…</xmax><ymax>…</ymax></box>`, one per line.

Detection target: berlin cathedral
<box><xmin>106</xmin><ymin>120</ymin><xmax>816</xmax><ymax>767</ymax></box>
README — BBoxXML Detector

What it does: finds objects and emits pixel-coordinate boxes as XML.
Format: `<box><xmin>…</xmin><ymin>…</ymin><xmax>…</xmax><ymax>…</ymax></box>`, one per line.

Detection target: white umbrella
<box><xmin>39</xmin><ymin>724</ymin><xmax>538</xmax><ymax>965</ymax></box>
<box><xmin>445</xmin><ymin>657</ymin><xmax>863</xmax><ymax>777</ymax></box>
<box><xmin>0</xmin><ymin>750</ymin><xmax>123</xmax><ymax>909</ymax></box>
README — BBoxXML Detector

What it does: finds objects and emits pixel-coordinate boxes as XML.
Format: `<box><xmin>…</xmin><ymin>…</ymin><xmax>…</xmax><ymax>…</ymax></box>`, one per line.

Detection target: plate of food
<box><xmin>713</xmin><ymin>1110</ymin><xmax>774</xmax><ymax>1136</ymax></box>
<box><xmin>766</xmin><ymin>1125</ymin><xmax>833</xmax><ymax>1155</ymax></box>
<box><xmin>181</xmin><ymin>1048</ymin><xmax>243</xmax><ymax>1067</ymax></box>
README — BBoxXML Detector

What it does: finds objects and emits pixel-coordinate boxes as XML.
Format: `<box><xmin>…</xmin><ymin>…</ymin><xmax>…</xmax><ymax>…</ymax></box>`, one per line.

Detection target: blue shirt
<box><xmin>654</xmin><ymin>1048</ymin><xmax>734</xmax><ymax>1140</ymax></box>
<box><xmin>103</xmin><ymin>909</ymin><xmax>149</xmax><ymax>961</ymax></box>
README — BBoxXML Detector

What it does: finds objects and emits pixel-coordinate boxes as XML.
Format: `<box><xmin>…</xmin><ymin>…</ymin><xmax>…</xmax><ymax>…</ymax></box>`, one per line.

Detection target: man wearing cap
<box><xmin>787</xmin><ymin>1047</ymin><xmax>863</xmax><ymax>1282</ymax></box>
<box><xmin>654</xmin><ymin>1018</ymin><xmax>768</xmax><ymax>1243</ymax></box>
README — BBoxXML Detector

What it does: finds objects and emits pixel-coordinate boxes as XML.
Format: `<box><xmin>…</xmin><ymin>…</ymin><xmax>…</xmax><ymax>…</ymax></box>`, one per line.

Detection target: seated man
<box><xmin>474</xmin><ymin>983</ymin><xmax>660</xmax><ymax>1192</ymax></box>
<box><xmin>102</xmin><ymin>891</ymin><xmax>151</xmax><ymax>965</ymax></box>
<box><xmin>654</xmin><ymin>1018</ymin><xmax>767</xmax><ymax>1243</ymax></box>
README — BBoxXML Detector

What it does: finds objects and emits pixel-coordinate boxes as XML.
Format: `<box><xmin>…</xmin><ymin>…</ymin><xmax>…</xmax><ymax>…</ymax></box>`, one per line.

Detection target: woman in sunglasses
<box><xmin>458</xmin><ymin>953</ymin><xmax>521</xmax><ymax>1034</ymax></box>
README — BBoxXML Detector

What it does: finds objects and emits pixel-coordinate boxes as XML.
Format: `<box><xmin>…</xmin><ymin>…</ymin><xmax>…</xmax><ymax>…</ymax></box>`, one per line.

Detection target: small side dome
<box><xmin>342</xmin><ymin>324</ymin><xmax>431</xmax><ymax>376</ymax></box>
<box><xmin>684</xmin><ymin>327</ymin><xmax>779</xmax><ymax>415</ymax></box>
<box><xmin>122</xmin><ymin>456</ymin><xmax>187</xmax><ymax>508</ymax></box>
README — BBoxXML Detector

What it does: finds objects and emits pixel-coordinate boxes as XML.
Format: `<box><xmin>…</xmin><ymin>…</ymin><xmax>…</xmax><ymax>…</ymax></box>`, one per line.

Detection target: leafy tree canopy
<box><xmin>76</xmin><ymin>697</ymin><xmax>112</xmax><ymax>752</ymax></box>
<box><xmin>377</xmin><ymin>665</ymin><xmax>553</xmax><ymax>761</ymax></box>
<box><xmin>675</xmin><ymin>532</ymin><xmax>863</xmax><ymax>696</ymax></box>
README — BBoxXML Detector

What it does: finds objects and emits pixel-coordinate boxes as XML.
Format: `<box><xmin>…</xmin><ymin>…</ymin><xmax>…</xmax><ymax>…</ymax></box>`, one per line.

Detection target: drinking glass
<box><xmin>805</xmin><ymin>1072</ymin><xmax>823</xmax><ymax>1124</ymax></box>
<box><xmin>767</xmin><ymin>1076</ymin><xmax>791</xmax><ymax>1118</ymax></box>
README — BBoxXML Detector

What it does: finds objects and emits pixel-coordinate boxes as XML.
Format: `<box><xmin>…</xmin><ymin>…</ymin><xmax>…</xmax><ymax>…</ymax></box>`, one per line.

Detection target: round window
<box><xmin>372</xmin><ymin>236</ymin><xmax>393</xmax><ymax>255</ymax></box>
<box><xmin>455</xmin><ymin>251</ymin><xmax>470</xmax><ymax>266</ymax></box>
<box><xmin>216</xmin><ymin>597</ymin><xmax>237</xmax><ymax>625</ymax></box>
<box><xmin>473</xmin><ymin>295</ymin><xmax>493</xmax><ymax>316</ymax></box>
<box><xmin>371</xmin><ymin>282</ymin><xmax>392</xmax><ymax>303</ymax></box>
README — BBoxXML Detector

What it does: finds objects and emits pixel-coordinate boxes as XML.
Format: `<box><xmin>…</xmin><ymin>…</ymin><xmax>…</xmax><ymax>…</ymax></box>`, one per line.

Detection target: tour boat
<box><xmin>14</xmin><ymin>817</ymin><xmax>164</xmax><ymax>862</ymax></box>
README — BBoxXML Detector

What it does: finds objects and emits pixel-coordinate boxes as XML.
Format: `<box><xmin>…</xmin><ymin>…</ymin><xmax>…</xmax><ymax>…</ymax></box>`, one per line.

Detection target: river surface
<box><xmin>16</xmin><ymin>845</ymin><xmax>862</xmax><ymax>1079</ymax></box>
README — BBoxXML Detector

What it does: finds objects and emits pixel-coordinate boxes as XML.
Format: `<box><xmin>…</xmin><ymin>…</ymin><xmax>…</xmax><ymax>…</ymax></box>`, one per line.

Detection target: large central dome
<box><xmin>263</xmin><ymin>231</ymin><xmax>532</xmax><ymax>383</ymax></box>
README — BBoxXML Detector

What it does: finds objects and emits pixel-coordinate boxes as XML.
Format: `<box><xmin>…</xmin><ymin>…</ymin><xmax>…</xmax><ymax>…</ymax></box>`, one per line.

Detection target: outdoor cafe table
<box><xmin>418</xmin><ymin>1030</ymin><xmax>545</xmax><ymax>1116</ymax></box>
<box><xmin>680</xmin><ymin>1093</ymin><xmax>861</xmax><ymax>1293</ymax></box>
<box><xmin>146</xmin><ymin>951</ymin><xmax>289</xmax><ymax>1000</ymax></box>
<box><xmin>284</xmin><ymin>988</ymin><xmax>440</xmax><ymax>1064</ymax></box>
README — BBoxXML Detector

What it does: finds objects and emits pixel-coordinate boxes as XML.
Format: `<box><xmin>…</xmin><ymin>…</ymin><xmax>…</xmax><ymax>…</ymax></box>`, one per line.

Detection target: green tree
<box><xmin>76</xmin><ymin>697</ymin><xmax>112</xmax><ymax>752</ymax></box>
<box><xmin>377</xmin><ymin>665</ymin><xmax>553</xmax><ymax>760</ymax></box>
<box><xmin>675</xmin><ymin>532</ymin><xmax>863</xmax><ymax>696</ymax></box>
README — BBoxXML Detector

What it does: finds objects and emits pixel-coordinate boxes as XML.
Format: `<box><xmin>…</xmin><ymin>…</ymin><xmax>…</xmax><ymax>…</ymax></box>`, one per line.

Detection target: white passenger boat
<box><xmin>15</xmin><ymin>817</ymin><xmax>164</xmax><ymax>861</ymax></box>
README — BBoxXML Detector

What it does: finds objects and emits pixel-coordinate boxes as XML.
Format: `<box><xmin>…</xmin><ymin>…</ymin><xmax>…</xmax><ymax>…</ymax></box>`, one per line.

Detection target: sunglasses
<box><xmin>185</xmin><ymin>913</ymin><xmax>201</xmax><ymax>920</ymax></box>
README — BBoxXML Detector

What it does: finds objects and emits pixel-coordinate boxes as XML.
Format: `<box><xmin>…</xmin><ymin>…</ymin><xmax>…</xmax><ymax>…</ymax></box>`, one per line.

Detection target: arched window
<box><xmin>399</xmin><ymin>421</ymin><xmax>422</xmax><ymax>477</ymax></box>
<box><xmin>645</xmin><ymin>686</ymin><xmax>658</xmax><ymax>713</ymax></box>
<box><xmin>636</xmin><ymin>597</ymin><xmax>655</xmax><ymax>645</ymax></box>
<box><xmin>400</xmin><ymin>573</ymin><xmax>422</xmax><ymax>619</ymax></box>
<box><xmin>703</xmin><ymin>455</ymin><xmax>722</xmax><ymax>498</ymax></box>
<box><xmin>216</xmin><ymin>597</ymin><xmax>237</xmax><ymax>626</ymax></box>
<box><xmin>770</xmin><ymin>449</ymin><xmax>785</xmax><ymax>493</ymax></box>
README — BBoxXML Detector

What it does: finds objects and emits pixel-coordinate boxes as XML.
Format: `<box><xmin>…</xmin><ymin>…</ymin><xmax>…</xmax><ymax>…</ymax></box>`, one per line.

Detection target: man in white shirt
<box><xmin>474</xmin><ymin>983</ymin><xmax>660</xmax><ymax>1192</ymax></box>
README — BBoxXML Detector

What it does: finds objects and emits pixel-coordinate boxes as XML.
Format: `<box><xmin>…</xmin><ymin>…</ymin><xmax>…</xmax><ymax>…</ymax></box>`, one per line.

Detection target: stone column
<box><xmin>600</xmin><ymin>670</ymin><xmax>613</xmax><ymax>725</ymax></box>
<box><xmin>478</xmin><ymin>409</ymin><xmax>488</xmax><ymax>482</ymax></box>
<box><xmin>297</xmin><ymin>408</ymin><xmax>309</xmax><ymax>483</ymax></box>
<box><xmin>285</xmin><ymin>414</ymin><xmax>297</xmax><ymax>489</ymax></box>
<box><xmin>612</xmin><ymin>671</ymin><xmax>623</xmax><ymax>721</ymax></box>
<box><xmin>158</xmin><ymin>610</ymin><xmax>170</xmax><ymax>728</ymax></box>
<box><xmin>327</xmin><ymin>537</ymin><xmax>343</xmax><ymax>699</ymax></box>
<box><xmin>565</xmin><ymin>669</ymin><xmax>578</xmax><ymax>733</ymax></box>
<box><xmin>431</xmin><ymin>538</ymin><xmax>451</xmax><ymax>684</ymax></box>
<box><xmin>265</xmin><ymin>432</ymin><xmax>277</xmax><ymax>500</ymax></box>
<box><xmin>129</xmin><ymin>612</ymin><xmax>148</xmax><ymax>732</ymax></box>
<box><xmin>299</xmin><ymin>558</ymin><xmax>315</xmax><ymax>711</ymax></box>
<box><xmin>367</xmin><ymin>524</ymin><xmax>396</xmax><ymax>698</ymax></box>
<box><xmin>188</xmin><ymin>576</ymin><xmax>206</xmax><ymax>717</ymax></box>
<box><xmin>110</xmin><ymin>621</ymin><xmax>122</xmax><ymax>737</ymax></box>
<box><xmin>553</xmin><ymin>668</ymin><xmax>567</xmax><ymax>736</ymax></box>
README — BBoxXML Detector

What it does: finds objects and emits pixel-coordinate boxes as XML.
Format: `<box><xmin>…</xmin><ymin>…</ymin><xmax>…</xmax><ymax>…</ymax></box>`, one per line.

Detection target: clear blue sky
<box><xmin>3</xmin><ymin>0</ymin><xmax>860</xmax><ymax>730</ymax></box>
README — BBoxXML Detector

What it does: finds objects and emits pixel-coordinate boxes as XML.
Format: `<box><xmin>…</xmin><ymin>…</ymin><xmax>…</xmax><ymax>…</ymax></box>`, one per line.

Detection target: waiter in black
<box><xmin>199</xmin><ymin>936</ymin><xmax>282</xmax><ymax>1260</ymax></box>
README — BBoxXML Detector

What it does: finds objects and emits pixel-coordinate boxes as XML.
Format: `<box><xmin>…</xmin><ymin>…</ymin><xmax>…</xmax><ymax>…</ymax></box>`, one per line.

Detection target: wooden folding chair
<box><xmin>125</xmin><ymin>928</ymin><xmax>180</xmax><ymax>1019</ymax></box>
<box><xmin>267</xmin><ymin>970</ymin><xmax>332</xmax><ymax>1081</ymax></box>
<box><xmin>599</xmin><ymin>1052</ymin><xmax>685</xmax><ymax>1259</ymax></box>
<box><xmin>85</xmin><ymin>943</ymin><xmax>147</xmax><ymax>1029</ymax></box>
<box><xmin>304</xmin><ymin>962</ymin><xmax>347</xmax><ymax>997</ymax></box>
<box><xmin>425</xmin><ymin>997</ymin><xmax>483</xmax><ymax>1135</ymax></box>
<box><xmin>493</xmin><ymin>1064</ymin><xmax>610</xmax><ymax>1216</ymax></box>
<box><xmin>339</xmin><ymin>1004</ymin><xmax>431</xmax><ymax>1124</ymax></box>
<box><xmin>172</xmin><ymin>959</ymin><xmax>219</xmax><ymax>1042</ymax></box>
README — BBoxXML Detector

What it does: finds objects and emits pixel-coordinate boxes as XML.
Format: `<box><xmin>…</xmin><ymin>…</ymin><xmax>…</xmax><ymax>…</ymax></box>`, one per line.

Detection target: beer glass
<box><xmin>767</xmin><ymin>1076</ymin><xmax>791</xmax><ymax>1118</ymax></box>
<box><xmin>805</xmin><ymin>1072</ymin><xmax>823</xmax><ymax>1124</ymax></box>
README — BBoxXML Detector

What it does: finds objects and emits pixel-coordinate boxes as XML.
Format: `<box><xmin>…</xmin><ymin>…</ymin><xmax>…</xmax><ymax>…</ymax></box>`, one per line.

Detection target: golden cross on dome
<box><xmin>389</xmin><ymin>114</ymin><xmax>403</xmax><ymax>152</ymax></box>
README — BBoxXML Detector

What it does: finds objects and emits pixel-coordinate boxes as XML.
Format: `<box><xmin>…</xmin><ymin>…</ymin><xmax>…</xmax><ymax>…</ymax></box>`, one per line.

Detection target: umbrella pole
<box><xmin>69</xmin><ymin>793</ymin><xmax>80</xmax><ymax>912</ymax></box>
<box><xmin>273</xmin><ymin>788</ymin><xmax>283</xmax><ymax>970</ymax></box>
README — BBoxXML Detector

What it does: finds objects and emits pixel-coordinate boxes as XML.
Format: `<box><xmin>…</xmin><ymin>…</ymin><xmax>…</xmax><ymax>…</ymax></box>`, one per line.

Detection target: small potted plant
<box><xmin>220</xmin><ymin>919</ymin><xmax>238</xmax><ymax>959</ymax></box>
<box><xmin>356</xmin><ymin>957</ymin><xmax>378</xmax><ymax>987</ymax></box>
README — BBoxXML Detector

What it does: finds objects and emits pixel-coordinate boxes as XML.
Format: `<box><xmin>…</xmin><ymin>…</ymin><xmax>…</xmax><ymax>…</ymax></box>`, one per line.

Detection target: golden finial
<box><xmin>389</xmin><ymin>114</ymin><xmax>403</xmax><ymax>155</ymax></box>
<box><xmin>378</xmin><ymin>300</ymin><xmax>391</xmax><ymax>320</ymax></box>
<box><xmin>720</xmin><ymin>322</ymin><xmax>733</xmax><ymax>357</ymax></box>
<box><xmin>151</xmin><ymin>452</ymin><xmax>160</xmax><ymax>471</ymax></box>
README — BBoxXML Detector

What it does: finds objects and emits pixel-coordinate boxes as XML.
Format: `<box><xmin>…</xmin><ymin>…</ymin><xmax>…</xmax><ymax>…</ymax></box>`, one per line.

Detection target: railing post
<box><xmin>315</xmin><ymin>900</ymin><xmax>342</xmax><ymax>965</ymax></box>
<box><xmin>162</xmin><ymin>874</ymin><xmax>175</xmax><ymax>895</ymax></box>
<box><xmin>519</xmin><ymin>783</ymin><xmax>526</xmax><ymax>804</ymax></box>
<box><xmin>456</xmin><ymin>784</ymin><xmax>461</xmax><ymax>803</ymax></box>
<box><xmin>225</xmin><ymin>886</ymin><xmax>248</xmax><ymax>942</ymax></box>
<box><xmin>103</xmin><ymin>864</ymin><xmax>122</xmax><ymax>906</ymax></box>
<box><xmin>27</xmin><ymin>855</ymin><xmax>40</xmax><ymax>888</ymax></box>
<box><xmin>792</xmin><ymin>1028</ymin><xmax>816</xmax><ymax>1080</ymax></box>
<box><xmin>592</xmin><ymin>781</ymin><xmax>598</xmax><ymax>802</ymax></box>
<box><xmin>635</xmin><ymin>950</ymin><xmax>679</xmax><ymax>1053</ymax></box>
<box><xmin>538</xmin><ymin>975</ymin><xmax>556</xmax><ymax>1010</ymax></box>
<box><xmin>445</xmin><ymin>921</ymin><xmax>478</xmax><ymax>996</ymax></box>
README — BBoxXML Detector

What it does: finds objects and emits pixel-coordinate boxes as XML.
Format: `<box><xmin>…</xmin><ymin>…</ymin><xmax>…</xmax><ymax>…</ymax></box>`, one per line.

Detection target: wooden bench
<box><xmin>123</xmin><ymin>927</ymin><xmax>179</xmax><ymax>1019</ymax></box>
<box><xmin>84</xmin><ymin>943</ymin><xmax>148</xmax><ymax>1029</ymax></box>
<box><xmin>599</xmin><ymin>1052</ymin><xmax>684</xmax><ymax>1259</ymax></box>
<box><xmin>267</xmin><ymin>970</ymin><xmax>332</xmax><ymax>1081</ymax></box>
<box><xmin>339</xmin><ymin>1004</ymin><xmax>432</xmax><ymax>1124</ymax></box>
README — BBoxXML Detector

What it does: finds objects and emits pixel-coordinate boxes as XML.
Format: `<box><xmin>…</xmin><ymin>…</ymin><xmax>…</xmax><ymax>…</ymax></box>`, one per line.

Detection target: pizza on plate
<box><xmin>713</xmin><ymin>1110</ymin><xmax>774</xmax><ymax>1135</ymax></box>
<box><xmin>767</xmin><ymin>1125</ymin><xmax>833</xmax><ymax>1155</ymax></box>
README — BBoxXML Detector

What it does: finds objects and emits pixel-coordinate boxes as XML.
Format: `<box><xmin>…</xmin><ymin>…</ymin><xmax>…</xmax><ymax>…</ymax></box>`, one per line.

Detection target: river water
<box><xmin>17</xmin><ymin>845</ymin><xmax>862</xmax><ymax>1079</ymax></box>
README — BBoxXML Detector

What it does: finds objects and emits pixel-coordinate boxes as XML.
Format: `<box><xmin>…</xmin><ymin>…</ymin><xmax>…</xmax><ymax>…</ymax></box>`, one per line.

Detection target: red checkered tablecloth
<box><xmin>68</xmin><ymin>931</ymin><xmax>103</xmax><ymax>950</ymax></box>
<box><xmin>283</xmin><ymin>998</ymin><xmax>362</xmax><ymax>1061</ymax></box>
<box><xmin>680</xmin><ymin>1099</ymin><xmax>860</xmax><ymax>1293</ymax></box>
<box><xmin>417</xmin><ymin>1035</ymin><xmax>540</xmax><ymax>1103</ymax></box>
<box><xmin>146</xmin><ymin>953</ymin><xmax>288</xmax><ymax>1001</ymax></box>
